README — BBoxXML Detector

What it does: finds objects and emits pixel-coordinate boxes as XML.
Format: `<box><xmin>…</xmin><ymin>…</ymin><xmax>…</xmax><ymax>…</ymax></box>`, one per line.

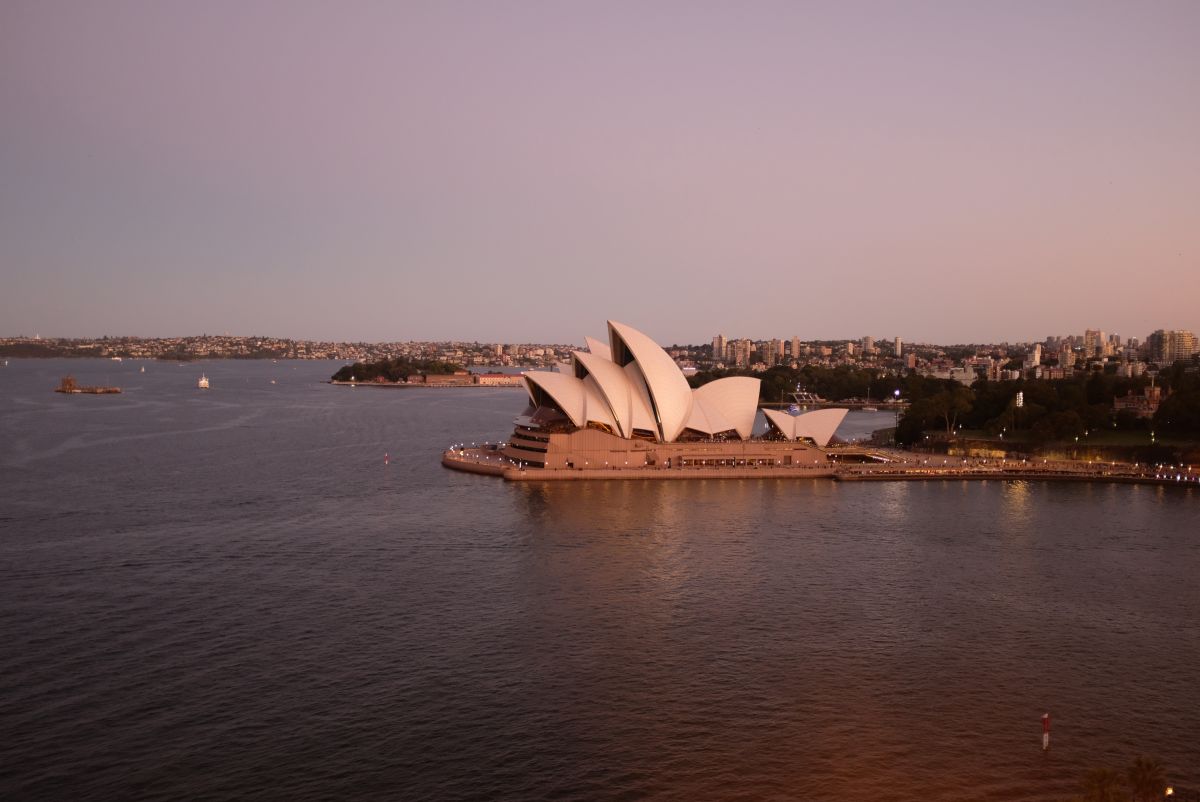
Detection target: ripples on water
<box><xmin>1</xmin><ymin>360</ymin><xmax>1197</xmax><ymax>801</ymax></box>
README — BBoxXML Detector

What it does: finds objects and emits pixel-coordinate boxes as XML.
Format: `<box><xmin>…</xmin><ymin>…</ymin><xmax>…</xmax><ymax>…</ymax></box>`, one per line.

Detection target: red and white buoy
<box><xmin>384</xmin><ymin>452</ymin><xmax>390</xmax><ymax>466</ymax></box>
<box><xmin>1042</xmin><ymin>712</ymin><xmax>1051</xmax><ymax>750</ymax></box>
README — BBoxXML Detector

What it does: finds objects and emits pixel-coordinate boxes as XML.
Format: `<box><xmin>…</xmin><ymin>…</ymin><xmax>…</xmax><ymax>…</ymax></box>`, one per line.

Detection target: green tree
<box><xmin>1080</xmin><ymin>767</ymin><xmax>1128</xmax><ymax>802</ymax></box>
<box><xmin>929</xmin><ymin>386</ymin><xmax>974</xmax><ymax>434</ymax></box>
<box><xmin>1126</xmin><ymin>755</ymin><xmax>1166</xmax><ymax>802</ymax></box>
<box><xmin>1153</xmin><ymin>389</ymin><xmax>1200</xmax><ymax>435</ymax></box>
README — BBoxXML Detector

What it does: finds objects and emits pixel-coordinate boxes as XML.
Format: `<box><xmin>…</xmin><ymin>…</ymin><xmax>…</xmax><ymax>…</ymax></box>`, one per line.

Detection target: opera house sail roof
<box><xmin>519</xmin><ymin>320</ymin><xmax>845</xmax><ymax>446</ymax></box>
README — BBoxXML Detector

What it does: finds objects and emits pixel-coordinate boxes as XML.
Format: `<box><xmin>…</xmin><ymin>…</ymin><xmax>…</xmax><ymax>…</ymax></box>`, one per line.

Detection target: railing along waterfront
<box><xmin>442</xmin><ymin>444</ymin><xmax>1199</xmax><ymax>487</ymax></box>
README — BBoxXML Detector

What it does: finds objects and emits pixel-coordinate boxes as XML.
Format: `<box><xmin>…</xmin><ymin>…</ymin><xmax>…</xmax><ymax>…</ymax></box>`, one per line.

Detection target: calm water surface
<box><xmin>2</xmin><ymin>359</ymin><xmax>1197</xmax><ymax>801</ymax></box>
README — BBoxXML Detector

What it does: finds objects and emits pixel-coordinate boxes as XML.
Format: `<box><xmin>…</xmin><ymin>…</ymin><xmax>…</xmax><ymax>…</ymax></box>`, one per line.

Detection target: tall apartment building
<box><xmin>894</xmin><ymin>336</ymin><xmax>902</xmax><ymax>357</ymax></box>
<box><xmin>862</xmin><ymin>335</ymin><xmax>874</xmax><ymax>354</ymax></box>
<box><xmin>758</xmin><ymin>338</ymin><xmax>780</xmax><ymax>365</ymax></box>
<box><xmin>731</xmin><ymin>339</ymin><xmax>752</xmax><ymax>367</ymax></box>
<box><xmin>712</xmin><ymin>334</ymin><xmax>727</xmax><ymax>362</ymax></box>
<box><xmin>1148</xmin><ymin>329</ymin><xmax>1198</xmax><ymax>365</ymax></box>
<box><xmin>790</xmin><ymin>336</ymin><xmax>801</xmax><ymax>361</ymax></box>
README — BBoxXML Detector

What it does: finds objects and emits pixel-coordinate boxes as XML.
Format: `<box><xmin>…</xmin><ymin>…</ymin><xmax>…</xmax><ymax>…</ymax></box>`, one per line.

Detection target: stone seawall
<box><xmin>443</xmin><ymin>447</ymin><xmax>1200</xmax><ymax>488</ymax></box>
<box><xmin>502</xmin><ymin>466</ymin><xmax>837</xmax><ymax>481</ymax></box>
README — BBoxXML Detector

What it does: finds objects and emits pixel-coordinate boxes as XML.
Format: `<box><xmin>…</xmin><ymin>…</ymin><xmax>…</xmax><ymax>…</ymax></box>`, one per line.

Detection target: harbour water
<box><xmin>2</xmin><ymin>359</ymin><xmax>1198</xmax><ymax>801</ymax></box>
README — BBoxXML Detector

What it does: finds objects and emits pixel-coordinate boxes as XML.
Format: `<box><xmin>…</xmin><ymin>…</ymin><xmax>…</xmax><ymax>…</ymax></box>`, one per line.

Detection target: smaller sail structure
<box><xmin>762</xmin><ymin>408</ymin><xmax>847</xmax><ymax>447</ymax></box>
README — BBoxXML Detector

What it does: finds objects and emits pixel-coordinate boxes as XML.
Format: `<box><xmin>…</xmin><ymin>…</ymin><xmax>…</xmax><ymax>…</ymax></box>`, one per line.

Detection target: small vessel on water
<box><xmin>56</xmin><ymin>376</ymin><xmax>121</xmax><ymax>394</ymax></box>
<box><xmin>140</xmin><ymin>366</ymin><xmax>146</xmax><ymax>373</ymax></box>
<box><xmin>198</xmin><ymin>375</ymin><xmax>210</xmax><ymax>389</ymax></box>
<box><xmin>791</xmin><ymin>384</ymin><xmax>828</xmax><ymax>407</ymax></box>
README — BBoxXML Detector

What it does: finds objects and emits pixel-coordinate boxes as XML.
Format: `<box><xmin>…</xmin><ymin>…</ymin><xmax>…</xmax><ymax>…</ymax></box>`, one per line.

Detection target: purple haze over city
<box><xmin>2</xmin><ymin>1</ymin><xmax>1197</xmax><ymax>345</ymax></box>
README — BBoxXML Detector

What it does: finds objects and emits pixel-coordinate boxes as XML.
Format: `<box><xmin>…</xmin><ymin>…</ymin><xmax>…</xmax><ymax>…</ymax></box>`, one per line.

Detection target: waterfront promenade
<box><xmin>443</xmin><ymin>445</ymin><xmax>1199</xmax><ymax>486</ymax></box>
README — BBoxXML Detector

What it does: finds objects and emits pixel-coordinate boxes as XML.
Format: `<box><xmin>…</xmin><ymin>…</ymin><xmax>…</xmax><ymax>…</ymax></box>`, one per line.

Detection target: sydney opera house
<box><xmin>443</xmin><ymin>321</ymin><xmax>849</xmax><ymax>480</ymax></box>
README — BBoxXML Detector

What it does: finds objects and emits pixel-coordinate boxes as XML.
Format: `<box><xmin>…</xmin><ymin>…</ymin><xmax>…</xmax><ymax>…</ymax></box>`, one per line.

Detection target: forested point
<box><xmin>331</xmin><ymin>358</ymin><xmax>462</xmax><ymax>383</ymax></box>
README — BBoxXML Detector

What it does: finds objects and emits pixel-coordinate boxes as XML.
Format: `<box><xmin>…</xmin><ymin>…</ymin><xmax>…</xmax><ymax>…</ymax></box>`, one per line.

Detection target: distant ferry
<box><xmin>198</xmin><ymin>375</ymin><xmax>210</xmax><ymax>389</ymax></box>
<box><xmin>791</xmin><ymin>385</ymin><xmax>827</xmax><ymax>406</ymax></box>
<box><xmin>110</xmin><ymin>356</ymin><xmax>122</xmax><ymax>362</ymax></box>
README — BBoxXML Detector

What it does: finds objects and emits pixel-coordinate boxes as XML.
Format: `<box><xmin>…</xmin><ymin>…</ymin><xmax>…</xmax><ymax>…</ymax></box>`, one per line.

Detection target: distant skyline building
<box><xmin>1148</xmin><ymin>329</ymin><xmax>1199</xmax><ymax>366</ymax></box>
<box><xmin>894</xmin><ymin>337</ymin><xmax>902</xmax><ymax>357</ymax></box>
<box><xmin>712</xmin><ymin>334</ymin><xmax>727</xmax><ymax>362</ymax></box>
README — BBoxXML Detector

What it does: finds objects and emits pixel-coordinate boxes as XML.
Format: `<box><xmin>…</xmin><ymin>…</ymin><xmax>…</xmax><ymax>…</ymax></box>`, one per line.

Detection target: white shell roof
<box><xmin>573</xmin><ymin>350</ymin><xmax>634</xmax><ymax>437</ymax></box>
<box><xmin>584</xmin><ymin>336</ymin><xmax>612</xmax><ymax>361</ymax></box>
<box><xmin>762</xmin><ymin>408</ymin><xmax>848</xmax><ymax>447</ymax></box>
<box><xmin>608</xmin><ymin>320</ymin><xmax>694</xmax><ymax>442</ymax></box>
<box><xmin>523</xmin><ymin>371</ymin><xmax>586</xmax><ymax>427</ymax></box>
<box><xmin>522</xmin><ymin>321</ymin><xmax>795</xmax><ymax>445</ymax></box>
<box><xmin>692</xmin><ymin>377</ymin><xmax>760</xmax><ymax>439</ymax></box>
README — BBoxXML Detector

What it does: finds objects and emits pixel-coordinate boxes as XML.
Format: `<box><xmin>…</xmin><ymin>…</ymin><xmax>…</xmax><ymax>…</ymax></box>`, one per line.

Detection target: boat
<box><xmin>110</xmin><ymin>356</ymin><xmax>122</xmax><ymax>362</ymax></box>
<box><xmin>56</xmin><ymin>376</ymin><xmax>121</xmax><ymax>394</ymax></box>
<box><xmin>791</xmin><ymin>384</ymin><xmax>828</xmax><ymax>407</ymax></box>
<box><xmin>198</xmin><ymin>375</ymin><xmax>210</xmax><ymax>389</ymax></box>
<box><xmin>140</xmin><ymin>366</ymin><xmax>146</xmax><ymax>373</ymax></box>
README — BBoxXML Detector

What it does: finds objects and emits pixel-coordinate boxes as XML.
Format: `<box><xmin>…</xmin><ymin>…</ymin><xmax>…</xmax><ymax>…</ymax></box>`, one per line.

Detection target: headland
<box><xmin>441</xmin><ymin>319</ymin><xmax>1197</xmax><ymax>489</ymax></box>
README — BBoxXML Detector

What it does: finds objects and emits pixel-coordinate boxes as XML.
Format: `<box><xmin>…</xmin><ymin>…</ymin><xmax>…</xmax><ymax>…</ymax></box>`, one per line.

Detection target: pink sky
<box><xmin>2</xmin><ymin>1</ymin><xmax>1197</xmax><ymax>344</ymax></box>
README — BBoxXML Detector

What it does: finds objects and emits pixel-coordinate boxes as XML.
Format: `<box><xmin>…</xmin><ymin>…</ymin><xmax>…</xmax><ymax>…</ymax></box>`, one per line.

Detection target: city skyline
<box><xmin>3</xmin><ymin>2</ymin><xmax>1198</xmax><ymax>344</ymax></box>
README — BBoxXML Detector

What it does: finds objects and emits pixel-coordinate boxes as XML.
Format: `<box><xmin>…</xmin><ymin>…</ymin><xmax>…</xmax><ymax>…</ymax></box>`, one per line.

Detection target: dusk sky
<box><xmin>2</xmin><ymin>1</ymin><xmax>1197</xmax><ymax>345</ymax></box>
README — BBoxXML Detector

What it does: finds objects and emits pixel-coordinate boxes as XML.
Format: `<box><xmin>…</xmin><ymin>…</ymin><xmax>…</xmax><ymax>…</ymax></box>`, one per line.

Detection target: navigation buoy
<box><xmin>1042</xmin><ymin>712</ymin><xmax>1050</xmax><ymax>750</ymax></box>
<box><xmin>384</xmin><ymin>452</ymin><xmax>390</xmax><ymax>465</ymax></box>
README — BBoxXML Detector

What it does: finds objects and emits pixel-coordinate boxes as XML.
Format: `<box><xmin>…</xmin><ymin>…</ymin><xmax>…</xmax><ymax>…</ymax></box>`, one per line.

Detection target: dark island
<box><xmin>331</xmin><ymin>358</ymin><xmax>463</xmax><ymax>383</ymax></box>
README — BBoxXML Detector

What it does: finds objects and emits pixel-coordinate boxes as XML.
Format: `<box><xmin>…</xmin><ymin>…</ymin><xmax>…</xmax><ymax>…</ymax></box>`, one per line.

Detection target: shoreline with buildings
<box><xmin>439</xmin><ymin>319</ymin><xmax>1199</xmax><ymax>485</ymax></box>
<box><xmin>5</xmin><ymin>326</ymin><xmax>1194</xmax><ymax>381</ymax></box>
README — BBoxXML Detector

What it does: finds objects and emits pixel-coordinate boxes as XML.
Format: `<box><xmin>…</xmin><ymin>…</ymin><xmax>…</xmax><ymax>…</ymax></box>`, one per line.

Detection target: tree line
<box><xmin>688</xmin><ymin>360</ymin><xmax>1200</xmax><ymax>443</ymax></box>
<box><xmin>1069</xmin><ymin>754</ymin><xmax>1169</xmax><ymax>802</ymax></box>
<box><xmin>896</xmin><ymin>360</ymin><xmax>1200</xmax><ymax>444</ymax></box>
<box><xmin>331</xmin><ymin>358</ymin><xmax>462</xmax><ymax>383</ymax></box>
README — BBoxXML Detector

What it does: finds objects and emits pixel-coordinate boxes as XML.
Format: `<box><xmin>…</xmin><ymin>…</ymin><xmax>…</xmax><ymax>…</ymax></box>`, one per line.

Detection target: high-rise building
<box><xmin>862</xmin><ymin>336</ymin><xmax>874</xmax><ymax>354</ymax></box>
<box><xmin>770</xmin><ymin>339</ymin><xmax>784</xmax><ymax>365</ymax></box>
<box><xmin>894</xmin><ymin>336</ymin><xmax>902</xmax><ymax>357</ymax></box>
<box><xmin>846</xmin><ymin>341</ymin><xmax>856</xmax><ymax>356</ymax></box>
<box><xmin>731</xmin><ymin>339</ymin><xmax>752</xmax><ymax>367</ymax></box>
<box><xmin>1151</xmin><ymin>329</ymin><xmax>1199</xmax><ymax>365</ymax></box>
<box><xmin>1030</xmin><ymin>344</ymin><xmax>1042</xmax><ymax>367</ymax></box>
<box><xmin>712</xmin><ymin>334</ymin><xmax>727</xmax><ymax>362</ymax></box>
<box><xmin>790</xmin><ymin>336</ymin><xmax>801</xmax><ymax>361</ymax></box>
